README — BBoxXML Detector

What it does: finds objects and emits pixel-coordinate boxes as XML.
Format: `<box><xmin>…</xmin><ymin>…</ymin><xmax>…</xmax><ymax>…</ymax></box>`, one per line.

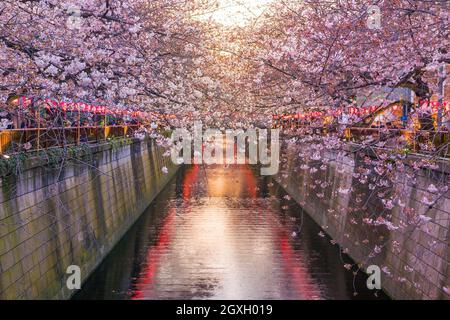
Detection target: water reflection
<box><xmin>74</xmin><ymin>165</ymin><xmax>387</xmax><ymax>300</ymax></box>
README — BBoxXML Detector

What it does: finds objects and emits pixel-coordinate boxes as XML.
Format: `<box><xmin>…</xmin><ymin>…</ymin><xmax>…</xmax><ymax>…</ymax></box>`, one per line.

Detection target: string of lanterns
<box><xmin>273</xmin><ymin>101</ymin><xmax>449</xmax><ymax>121</ymax></box>
<box><xmin>10</xmin><ymin>96</ymin><xmax>176</xmax><ymax>120</ymax></box>
<box><xmin>12</xmin><ymin>97</ymin><xmax>448</xmax><ymax>122</ymax></box>
<box><xmin>273</xmin><ymin>105</ymin><xmax>380</xmax><ymax>120</ymax></box>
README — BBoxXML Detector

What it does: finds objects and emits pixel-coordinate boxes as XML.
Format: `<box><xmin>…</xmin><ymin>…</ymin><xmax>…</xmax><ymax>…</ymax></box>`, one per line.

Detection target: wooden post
<box><xmin>36</xmin><ymin>103</ymin><xmax>41</xmax><ymax>151</ymax></box>
<box><xmin>77</xmin><ymin>104</ymin><xmax>81</xmax><ymax>145</ymax></box>
<box><xmin>104</xmin><ymin>112</ymin><xmax>107</xmax><ymax>140</ymax></box>
<box><xmin>437</xmin><ymin>64</ymin><xmax>445</xmax><ymax>129</ymax></box>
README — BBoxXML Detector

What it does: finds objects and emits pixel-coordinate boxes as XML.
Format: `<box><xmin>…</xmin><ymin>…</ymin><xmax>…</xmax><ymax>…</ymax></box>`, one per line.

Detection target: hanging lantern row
<box><xmin>419</xmin><ymin>100</ymin><xmax>450</xmax><ymax>112</ymax></box>
<box><xmin>348</xmin><ymin>105</ymin><xmax>381</xmax><ymax>115</ymax></box>
<box><xmin>12</xmin><ymin>96</ymin><xmax>175</xmax><ymax>120</ymax></box>
<box><xmin>273</xmin><ymin>105</ymin><xmax>382</xmax><ymax>120</ymax></box>
<box><xmin>274</xmin><ymin>101</ymin><xmax>450</xmax><ymax>121</ymax></box>
<box><xmin>43</xmin><ymin>99</ymin><xmax>145</xmax><ymax>118</ymax></box>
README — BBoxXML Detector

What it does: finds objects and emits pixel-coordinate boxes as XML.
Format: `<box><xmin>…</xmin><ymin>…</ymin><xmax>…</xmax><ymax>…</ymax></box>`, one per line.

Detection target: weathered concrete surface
<box><xmin>277</xmin><ymin>143</ymin><xmax>449</xmax><ymax>300</ymax></box>
<box><xmin>0</xmin><ymin>139</ymin><xmax>178</xmax><ymax>299</ymax></box>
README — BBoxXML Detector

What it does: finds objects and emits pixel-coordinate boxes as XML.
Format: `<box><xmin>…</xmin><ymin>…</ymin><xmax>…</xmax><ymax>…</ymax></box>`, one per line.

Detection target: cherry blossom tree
<box><xmin>0</xmin><ymin>0</ymin><xmax>216</xmax><ymax>113</ymax></box>
<box><xmin>250</xmin><ymin>0</ymin><xmax>449</xmax><ymax>110</ymax></box>
<box><xmin>0</xmin><ymin>0</ymin><xmax>448</xmax><ymax>298</ymax></box>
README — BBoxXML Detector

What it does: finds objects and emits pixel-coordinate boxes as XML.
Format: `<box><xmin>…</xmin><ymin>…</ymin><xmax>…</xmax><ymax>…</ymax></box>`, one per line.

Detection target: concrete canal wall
<box><xmin>0</xmin><ymin>139</ymin><xmax>178</xmax><ymax>299</ymax></box>
<box><xmin>277</xmin><ymin>143</ymin><xmax>449</xmax><ymax>300</ymax></box>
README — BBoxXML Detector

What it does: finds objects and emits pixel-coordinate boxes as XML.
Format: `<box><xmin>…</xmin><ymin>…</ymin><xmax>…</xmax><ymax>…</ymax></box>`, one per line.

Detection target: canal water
<box><xmin>74</xmin><ymin>165</ymin><xmax>387</xmax><ymax>300</ymax></box>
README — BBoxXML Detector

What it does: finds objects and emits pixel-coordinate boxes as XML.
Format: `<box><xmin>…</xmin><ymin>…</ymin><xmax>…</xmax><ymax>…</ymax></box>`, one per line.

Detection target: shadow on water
<box><xmin>73</xmin><ymin>164</ymin><xmax>389</xmax><ymax>300</ymax></box>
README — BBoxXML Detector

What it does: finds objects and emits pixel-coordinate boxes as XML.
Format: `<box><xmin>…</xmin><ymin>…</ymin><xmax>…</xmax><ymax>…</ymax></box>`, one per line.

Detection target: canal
<box><xmin>74</xmin><ymin>165</ymin><xmax>387</xmax><ymax>300</ymax></box>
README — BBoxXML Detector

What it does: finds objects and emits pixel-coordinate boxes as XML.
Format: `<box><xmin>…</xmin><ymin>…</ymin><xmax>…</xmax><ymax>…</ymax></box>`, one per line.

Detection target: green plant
<box><xmin>0</xmin><ymin>152</ymin><xmax>26</xmax><ymax>178</ymax></box>
<box><xmin>45</xmin><ymin>148</ymin><xmax>65</xmax><ymax>168</ymax></box>
<box><xmin>67</xmin><ymin>143</ymin><xmax>91</xmax><ymax>161</ymax></box>
<box><xmin>109</xmin><ymin>136</ymin><xmax>133</xmax><ymax>150</ymax></box>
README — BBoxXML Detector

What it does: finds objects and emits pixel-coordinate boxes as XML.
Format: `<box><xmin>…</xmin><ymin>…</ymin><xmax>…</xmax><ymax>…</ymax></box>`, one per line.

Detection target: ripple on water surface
<box><xmin>73</xmin><ymin>165</ymin><xmax>388</xmax><ymax>300</ymax></box>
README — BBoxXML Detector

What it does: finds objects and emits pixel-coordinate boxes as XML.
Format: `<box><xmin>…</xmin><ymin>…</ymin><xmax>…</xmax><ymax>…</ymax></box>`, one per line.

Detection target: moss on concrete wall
<box><xmin>277</xmin><ymin>145</ymin><xmax>449</xmax><ymax>300</ymax></box>
<box><xmin>0</xmin><ymin>139</ymin><xmax>178</xmax><ymax>299</ymax></box>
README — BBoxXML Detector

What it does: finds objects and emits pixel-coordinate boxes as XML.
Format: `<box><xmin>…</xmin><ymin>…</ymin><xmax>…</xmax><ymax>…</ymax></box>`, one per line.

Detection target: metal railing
<box><xmin>344</xmin><ymin>127</ymin><xmax>449</xmax><ymax>157</ymax></box>
<box><xmin>280</xmin><ymin>124</ymin><xmax>449</xmax><ymax>157</ymax></box>
<box><xmin>0</xmin><ymin>125</ymin><xmax>139</xmax><ymax>155</ymax></box>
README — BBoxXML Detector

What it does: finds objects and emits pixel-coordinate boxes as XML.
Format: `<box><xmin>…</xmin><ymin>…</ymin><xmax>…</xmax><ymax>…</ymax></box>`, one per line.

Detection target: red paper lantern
<box><xmin>19</xmin><ymin>96</ymin><xmax>32</xmax><ymax>107</ymax></box>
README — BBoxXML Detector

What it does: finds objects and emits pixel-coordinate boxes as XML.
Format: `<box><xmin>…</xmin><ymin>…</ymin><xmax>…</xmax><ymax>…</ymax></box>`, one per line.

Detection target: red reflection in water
<box><xmin>183</xmin><ymin>164</ymin><xmax>200</xmax><ymax>199</ymax></box>
<box><xmin>278</xmin><ymin>235</ymin><xmax>320</xmax><ymax>299</ymax></box>
<box><xmin>243</xmin><ymin>167</ymin><xmax>257</xmax><ymax>198</ymax></box>
<box><xmin>131</xmin><ymin>208</ymin><xmax>175</xmax><ymax>299</ymax></box>
<box><xmin>242</xmin><ymin>166</ymin><xmax>320</xmax><ymax>300</ymax></box>
<box><xmin>132</xmin><ymin>165</ymin><xmax>321</xmax><ymax>299</ymax></box>
<box><xmin>131</xmin><ymin>165</ymin><xmax>200</xmax><ymax>299</ymax></box>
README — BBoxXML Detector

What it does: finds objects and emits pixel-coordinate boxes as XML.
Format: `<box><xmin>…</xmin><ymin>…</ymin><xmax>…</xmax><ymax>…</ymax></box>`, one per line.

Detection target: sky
<box><xmin>199</xmin><ymin>0</ymin><xmax>274</xmax><ymax>27</ymax></box>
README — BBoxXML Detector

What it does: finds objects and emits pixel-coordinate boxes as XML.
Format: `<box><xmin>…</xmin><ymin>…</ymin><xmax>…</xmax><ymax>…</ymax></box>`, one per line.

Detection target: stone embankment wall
<box><xmin>277</xmin><ymin>143</ymin><xmax>449</xmax><ymax>300</ymax></box>
<box><xmin>0</xmin><ymin>139</ymin><xmax>178</xmax><ymax>299</ymax></box>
